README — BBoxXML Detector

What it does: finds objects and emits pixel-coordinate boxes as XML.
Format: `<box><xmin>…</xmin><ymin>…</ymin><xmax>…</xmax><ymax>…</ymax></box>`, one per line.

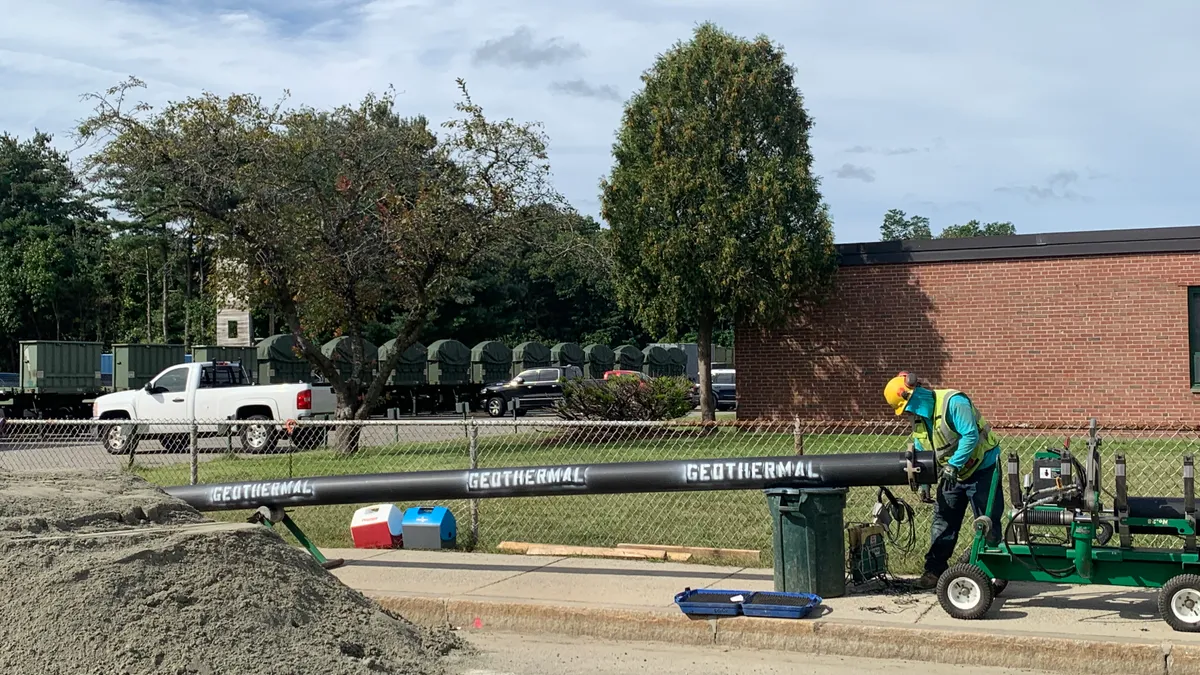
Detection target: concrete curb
<box><xmin>373</xmin><ymin>594</ymin><xmax>1200</xmax><ymax>675</ymax></box>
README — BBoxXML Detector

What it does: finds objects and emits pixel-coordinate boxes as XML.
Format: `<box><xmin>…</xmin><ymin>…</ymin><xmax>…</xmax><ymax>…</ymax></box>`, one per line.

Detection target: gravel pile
<box><xmin>0</xmin><ymin>472</ymin><xmax>462</xmax><ymax>674</ymax></box>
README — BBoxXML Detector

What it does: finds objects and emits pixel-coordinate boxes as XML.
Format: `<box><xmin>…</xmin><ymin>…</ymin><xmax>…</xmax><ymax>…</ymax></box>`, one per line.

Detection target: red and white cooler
<box><xmin>350</xmin><ymin>503</ymin><xmax>404</xmax><ymax>549</ymax></box>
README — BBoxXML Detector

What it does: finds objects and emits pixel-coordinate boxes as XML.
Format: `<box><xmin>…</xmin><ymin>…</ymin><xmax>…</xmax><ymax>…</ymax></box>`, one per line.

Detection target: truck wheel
<box><xmin>1160</xmin><ymin>574</ymin><xmax>1200</xmax><ymax>632</ymax></box>
<box><xmin>486</xmin><ymin>397</ymin><xmax>505</xmax><ymax>417</ymax></box>
<box><xmin>240</xmin><ymin>414</ymin><xmax>279</xmax><ymax>454</ymax></box>
<box><xmin>102</xmin><ymin>423</ymin><xmax>139</xmax><ymax>456</ymax></box>
<box><xmin>937</xmin><ymin>564</ymin><xmax>994</xmax><ymax>620</ymax></box>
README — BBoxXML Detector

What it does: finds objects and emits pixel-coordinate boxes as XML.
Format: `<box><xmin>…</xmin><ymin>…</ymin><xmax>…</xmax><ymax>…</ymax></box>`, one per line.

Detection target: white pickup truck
<box><xmin>92</xmin><ymin>361</ymin><xmax>336</xmax><ymax>455</ymax></box>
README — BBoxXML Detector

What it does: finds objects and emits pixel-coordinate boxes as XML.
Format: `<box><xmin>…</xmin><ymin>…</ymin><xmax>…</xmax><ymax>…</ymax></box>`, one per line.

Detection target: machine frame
<box><xmin>936</xmin><ymin>418</ymin><xmax>1200</xmax><ymax>631</ymax></box>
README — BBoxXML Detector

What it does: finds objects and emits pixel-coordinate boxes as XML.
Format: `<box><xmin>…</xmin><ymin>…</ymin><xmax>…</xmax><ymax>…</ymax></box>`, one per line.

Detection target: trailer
<box><xmin>0</xmin><ymin>341</ymin><xmax>105</xmax><ymax>419</ymax></box>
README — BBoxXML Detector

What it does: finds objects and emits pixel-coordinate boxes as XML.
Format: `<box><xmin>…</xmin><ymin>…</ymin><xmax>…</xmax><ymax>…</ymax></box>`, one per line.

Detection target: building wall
<box><xmin>736</xmin><ymin>251</ymin><xmax>1200</xmax><ymax>426</ymax></box>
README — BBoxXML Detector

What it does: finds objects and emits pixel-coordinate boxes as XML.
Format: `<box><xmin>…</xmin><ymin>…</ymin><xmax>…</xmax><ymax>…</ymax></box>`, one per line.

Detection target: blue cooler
<box><xmin>401</xmin><ymin>506</ymin><xmax>457</xmax><ymax>549</ymax></box>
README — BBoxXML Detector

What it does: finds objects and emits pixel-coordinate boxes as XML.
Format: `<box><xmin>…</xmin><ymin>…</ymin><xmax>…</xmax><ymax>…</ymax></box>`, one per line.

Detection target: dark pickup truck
<box><xmin>477</xmin><ymin>365</ymin><xmax>585</xmax><ymax>417</ymax></box>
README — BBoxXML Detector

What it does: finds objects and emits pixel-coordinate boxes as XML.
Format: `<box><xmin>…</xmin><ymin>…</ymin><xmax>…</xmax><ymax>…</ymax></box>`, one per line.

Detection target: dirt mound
<box><xmin>0</xmin><ymin>472</ymin><xmax>463</xmax><ymax>674</ymax></box>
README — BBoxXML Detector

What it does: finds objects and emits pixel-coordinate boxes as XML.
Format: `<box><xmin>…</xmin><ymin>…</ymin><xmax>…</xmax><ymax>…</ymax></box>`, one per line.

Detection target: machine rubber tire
<box><xmin>240</xmin><ymin>414</ymin><xmax>279</xmax><ymax>454</ymax></box>
<box><xmin>101</xmin><ymin>423</ymin><xmax>139</xmax><ymax>456</ymax></box>
<box><xmin>486</xmin><ymin>397</ymin><xmax>506</xmax><ymax>418</ymax></box>
<box><xmin>1160</xmin><ymin>574</ymin><xmax>1200</xmax><ymax>632</ymax></box>
<box><xmin>955</xmin><ymin>550</ymin><xmax>1006</xmax><ymax>595</ymax></box>
<box><xmin>937</xmin><ymin>563</ymin><xmax>994</xmax><ymax>620</ymax></box>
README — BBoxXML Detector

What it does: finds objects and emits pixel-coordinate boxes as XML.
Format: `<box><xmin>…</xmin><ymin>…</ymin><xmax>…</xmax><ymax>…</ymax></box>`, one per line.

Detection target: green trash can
<box><xmin>765</xmin><ymin>487</ymin><xmax>848</xmax><ymax>598</ymax></box>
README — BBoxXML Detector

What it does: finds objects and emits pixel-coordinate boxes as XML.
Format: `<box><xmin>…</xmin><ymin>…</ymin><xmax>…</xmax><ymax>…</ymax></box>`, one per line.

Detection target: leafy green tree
<box><xmin>938</xmin><ymin>219</ymin><xmax>1015</xmax><ymax>238</ymax></box>
<box><xmin>77</xmin><ymin>78</ymin><xmax>558</xmax><ymax>450</ymax></box>
<box><xmin>423</xmin><ymin>205</ymin><xmax>655</xmax><ymax>348</ymax></box>
<box><xmin>881</xmin><ymin>210</ymin><xmax>1016</xmax><ymax>241</ymax></box>
<box><xmin>0</xmin><ymin>132</ymin><xmax>108</xmax><ymax>370</ymax></box>
<box><xmin>880</xmin><ymin>208</ymin><xmax>932</xmax><ymax>241</ymax></box>
<box><xmin>600</xmin><ymin>23</ymin><xmax>838</xmax><ymax>421</ymax></box>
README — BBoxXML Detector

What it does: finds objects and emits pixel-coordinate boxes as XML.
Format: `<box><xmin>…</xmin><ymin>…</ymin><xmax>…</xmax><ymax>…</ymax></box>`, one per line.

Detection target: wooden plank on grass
<box><xmin>524</xmin><ymin>545</ymin><xmax>668</xmax><ymax>560</ymax></box>
<box><xmin>617</xmin><ymin>543</ymin><xmax>760</xmax><ymax>564</ymax></box>
<box><xmin>497</xmin><ymin>541</ymin><xmax>533</xmax><ymax>553</ymax></box>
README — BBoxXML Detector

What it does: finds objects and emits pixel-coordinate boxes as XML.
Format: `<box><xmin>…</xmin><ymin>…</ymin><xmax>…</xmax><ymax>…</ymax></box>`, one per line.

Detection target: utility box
<box><xmin>765</xmin><ymin>487</ymin><xmax>848</xmax><ymax>598</ymax></box>
<box><xmin>19</xmin><ymin>340</ymin><xmax>103</xmax><ymax>393</ymax></box>
<box><xmin>350</xmin><ymin>504</ymin><xmax>404</xmax><ymax>549</ymax></box>
<box><xmin>400</xmin><ymin>506</ymin><xmax>457</xmax><ymax>549</ymax></box>
<box><xmin>112</xmin><ymin>343</ymin><xmax>187</xmax><ymax>392</ymax></box>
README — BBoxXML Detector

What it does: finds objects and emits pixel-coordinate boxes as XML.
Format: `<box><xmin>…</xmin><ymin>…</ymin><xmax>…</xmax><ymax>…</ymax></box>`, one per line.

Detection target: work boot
<box><xmin>911</xmin><ymin>572</ymin><xmax>940</xmax><ymax>590</ymax></box>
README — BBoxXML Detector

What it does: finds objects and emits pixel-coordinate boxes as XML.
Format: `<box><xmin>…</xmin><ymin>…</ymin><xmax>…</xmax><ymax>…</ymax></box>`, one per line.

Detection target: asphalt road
<box><xmin>444</xmin><ymin>632</ymin><xmax>1053</xmax><ymax>675</ymax></box>
<box><xmin>0</xmin><ymin>411</ymin><xmax>568</xmax><ymax>474</ymax></box>
<box><xmin>0</xmin><ymin>406</ymin><xmax>718</xmax><ymax>475</ymax></box>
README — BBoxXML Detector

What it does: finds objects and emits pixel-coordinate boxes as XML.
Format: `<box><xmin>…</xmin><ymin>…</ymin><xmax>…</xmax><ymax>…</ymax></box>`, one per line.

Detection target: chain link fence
<box><xmin>0</xmin><ymin>415</ymin><xmax>1197</xmax><ymax>573</ymax></box>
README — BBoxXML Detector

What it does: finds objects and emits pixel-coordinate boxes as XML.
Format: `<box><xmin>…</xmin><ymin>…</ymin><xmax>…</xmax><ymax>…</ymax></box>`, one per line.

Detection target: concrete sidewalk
<box><xmin>326</xmin><ymin>547</ymin><xmax>1200</xmax><ymax>675</ymax></box>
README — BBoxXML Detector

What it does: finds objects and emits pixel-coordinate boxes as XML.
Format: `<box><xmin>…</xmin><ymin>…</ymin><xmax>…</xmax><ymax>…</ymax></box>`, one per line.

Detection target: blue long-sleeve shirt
<box><xmin>907</xmin><ymin>389</ymin><xmax>998</xmax><ymax>471</ymax></box>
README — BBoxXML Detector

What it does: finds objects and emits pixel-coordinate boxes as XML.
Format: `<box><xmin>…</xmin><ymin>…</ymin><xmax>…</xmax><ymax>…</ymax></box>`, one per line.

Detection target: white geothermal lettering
<box><xmin>210</xmin><ymin>479</ymin><xmax>313</xmax><ymax>505</ymax></box>
<box><xmin>684</xmin><ymin>460</ymin><xmax>819</xmax><ymax>483</ymax></box>
<box><xmin>467</xmin><ymin>466</ymin><xmax>586</xmax><ymax>491</ymax></box>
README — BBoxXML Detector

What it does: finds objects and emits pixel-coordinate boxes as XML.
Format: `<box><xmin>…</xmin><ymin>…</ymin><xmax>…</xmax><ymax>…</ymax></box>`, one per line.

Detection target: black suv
<box><xmin>478</xmin><ymin>365</ymin><xmax>584</xmax><ymax>417</ymax></box>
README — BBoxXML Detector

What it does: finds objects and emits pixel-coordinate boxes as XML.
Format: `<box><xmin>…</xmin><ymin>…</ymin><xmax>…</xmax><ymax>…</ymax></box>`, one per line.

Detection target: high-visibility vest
<box><xmin>911</xmin><ymin>389</ymin><xmax>999</xmax><ymax>479</ymax></box>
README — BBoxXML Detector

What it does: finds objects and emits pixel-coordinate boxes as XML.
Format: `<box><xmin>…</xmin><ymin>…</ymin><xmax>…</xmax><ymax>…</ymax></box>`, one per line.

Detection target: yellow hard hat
<box><xmin>883</xmin><ymin>371</ymin><xmax>918</xmax><ymax>416</ymax></box>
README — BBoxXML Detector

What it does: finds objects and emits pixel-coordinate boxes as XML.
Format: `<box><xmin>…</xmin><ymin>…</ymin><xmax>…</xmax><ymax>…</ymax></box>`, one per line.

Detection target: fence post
<box><xmin>126</xmin><ymin>424</ymin><xmax>137</xmax><ymax>470</ymax></box>
<box><xmin>469</xmin><ymin>420</ymin><xmax>480</xmax><ymax>549</ymax></box>
<box><xmin>793</xmin><ymin>416</ymin><xmax>804</xmax><ymax>455</ymax></box>
<box><xmin>189</xmin><ymin>421</ymin><xmax>199</xmax><ymax>485</ymax></box>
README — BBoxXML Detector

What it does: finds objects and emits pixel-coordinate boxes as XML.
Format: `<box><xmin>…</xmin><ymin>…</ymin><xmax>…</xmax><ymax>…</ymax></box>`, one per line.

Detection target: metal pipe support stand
<box><xmin>250</xmin><ymin>505</ymin><xmax>345</xmax><ymax>570</ymax></box>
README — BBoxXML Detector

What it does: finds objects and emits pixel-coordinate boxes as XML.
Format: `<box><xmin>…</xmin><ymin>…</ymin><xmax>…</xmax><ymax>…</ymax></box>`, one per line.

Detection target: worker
<box><xmin>883</xmin><ymin>372</ymin><xmax>1004</xmax><ymax>590</ymax></box>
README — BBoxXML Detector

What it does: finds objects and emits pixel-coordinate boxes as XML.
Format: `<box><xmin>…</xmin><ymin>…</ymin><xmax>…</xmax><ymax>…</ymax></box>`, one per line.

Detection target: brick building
<box><xmin>735</xmin><ymin>225</ymin><xmax>1200</xmax><ymax>426</ymax></box>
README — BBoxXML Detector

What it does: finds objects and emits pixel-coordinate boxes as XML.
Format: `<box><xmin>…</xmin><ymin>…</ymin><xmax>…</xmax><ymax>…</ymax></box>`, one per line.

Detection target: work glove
<box><xmin>918</xmin><ymin>484</ymin><xmax>935</xmax><ymax>504</ymax></box>
<box><xmin>939</xmin><ymin>465</ymin><xmax>960</xmax><ymax>492</ymax></box>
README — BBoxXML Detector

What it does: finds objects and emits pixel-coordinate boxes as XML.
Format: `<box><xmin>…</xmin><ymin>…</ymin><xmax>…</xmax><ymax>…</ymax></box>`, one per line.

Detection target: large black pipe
<box><xmin>1128</xmin><ymin>497</ymin><xmax>1190</xmax><ymax>521</ymax></box>
<box><xmin>163</xmin><ymin>451</ymin><xmax>937</xmax><ymax>512</ymax></box>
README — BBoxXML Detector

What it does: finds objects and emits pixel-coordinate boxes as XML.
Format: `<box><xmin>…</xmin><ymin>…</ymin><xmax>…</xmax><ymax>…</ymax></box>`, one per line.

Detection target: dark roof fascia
<box><xmin>837</xmin><ymin>225</ymin><xmax>1200</xmax><ymax>266</ymax></box>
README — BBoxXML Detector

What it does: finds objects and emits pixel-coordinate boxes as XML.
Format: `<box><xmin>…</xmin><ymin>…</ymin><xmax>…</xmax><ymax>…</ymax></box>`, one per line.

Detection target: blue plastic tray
<box><xmin>740</xmin><ymin>591</ymin><xmax>822</xmax><ymax>619</ymax></box>
<box><xmin>674</xmin><ymin>588</ymin><xmax>823</xmax><ymax>620</ymax></box>
<box><xmin>673</xmin><ymin>588</ymin><xmax>746</xmax><ymax>617</ymax></box>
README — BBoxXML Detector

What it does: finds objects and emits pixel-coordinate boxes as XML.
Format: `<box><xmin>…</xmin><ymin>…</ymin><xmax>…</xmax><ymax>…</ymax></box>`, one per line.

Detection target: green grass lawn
<box><xmin>133</xmin><ymin>425</ymin><xmax>1200</xmax><ymax>573</ymax></box>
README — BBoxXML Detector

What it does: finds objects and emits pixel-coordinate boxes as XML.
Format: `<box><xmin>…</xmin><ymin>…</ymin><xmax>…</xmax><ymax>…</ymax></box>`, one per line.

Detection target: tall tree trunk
<box><xmin>198</xmin><ymin>244</ymin><xmax>206</xmax><ymax>341</ymax></box>
<box><xmin>333</xmin><ymin>398</ymin><xmax>363</xmax><ymax>456</ymax></box>
<box><xmin>144</xmin><ymin>253</ymin><xmax>152</xmax><ymax>342</ymax></box>
<box><xmin>161</xmin><ymin>240</ymin><xmax>169</xmax><ymax>343</ymax></box>
<box><xmin>697</xmin><ymin>313</ymin><xmax>715</xmax><ymax>422</ymax></box>
<box><xmin>184</xmin><ymin>232</ymin><xmax>193</xmax><ymax>347</ymax></box>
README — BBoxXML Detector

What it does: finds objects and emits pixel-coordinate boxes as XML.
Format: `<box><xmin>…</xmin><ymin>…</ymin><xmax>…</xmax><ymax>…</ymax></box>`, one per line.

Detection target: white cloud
<box><xmin>2</xmin><ymin>0</ymin><xmax>1200</xmax><ymax>242</ymax></box>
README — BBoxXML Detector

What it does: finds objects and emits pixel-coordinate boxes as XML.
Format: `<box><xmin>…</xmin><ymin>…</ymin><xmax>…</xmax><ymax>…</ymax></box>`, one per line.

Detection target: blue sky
<box><xmin>3</xmin><ymin>0</ymin><xmax>1198</xmax><ymax>244</ymax></box>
